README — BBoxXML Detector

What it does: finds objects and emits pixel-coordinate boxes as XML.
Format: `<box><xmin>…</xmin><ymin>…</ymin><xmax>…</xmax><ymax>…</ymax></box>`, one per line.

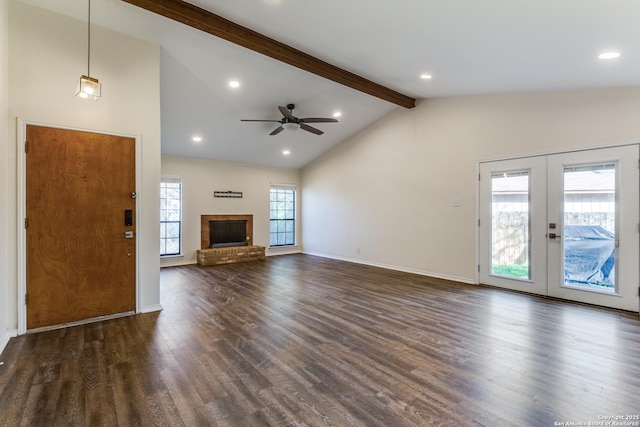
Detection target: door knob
<box><xmin>548</xmin><ymin>233</ymin><xmax>561</xmax><ymax>239</ymax></box>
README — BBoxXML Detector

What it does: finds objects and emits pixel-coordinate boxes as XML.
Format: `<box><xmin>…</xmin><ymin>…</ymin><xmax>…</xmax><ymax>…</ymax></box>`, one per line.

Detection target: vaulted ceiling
<box><xmin>18</xmin><ymin>0</ymin><xmax>640</xmax><ymax>168</ymax></box>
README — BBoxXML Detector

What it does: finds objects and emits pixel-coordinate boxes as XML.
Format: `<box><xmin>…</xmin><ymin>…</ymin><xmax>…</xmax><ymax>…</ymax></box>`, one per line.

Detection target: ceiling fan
<box><xmin>241</xmin><ymin>104</ymin><xmax>338</xmax><ymax>136</ymax></box>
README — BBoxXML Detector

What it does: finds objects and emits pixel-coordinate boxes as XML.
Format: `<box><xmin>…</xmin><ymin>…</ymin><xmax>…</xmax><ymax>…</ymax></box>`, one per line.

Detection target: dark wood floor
<box><xmin>1</xmin><ymin>254</ymin><xmax>639</xmax><ymax>426</ymax></box>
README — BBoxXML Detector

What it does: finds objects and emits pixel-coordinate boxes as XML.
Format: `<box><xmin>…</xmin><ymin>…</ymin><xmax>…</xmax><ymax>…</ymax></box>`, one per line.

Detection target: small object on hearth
<box><xmin>214</xmin><ymin>190</ymin><xmax>243</xmax><ymax>198</ymax></box>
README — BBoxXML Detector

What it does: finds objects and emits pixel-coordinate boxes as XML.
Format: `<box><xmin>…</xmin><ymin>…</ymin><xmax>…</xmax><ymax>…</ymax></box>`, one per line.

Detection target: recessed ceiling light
<box><xmin>420</xmin><ymin>74</ymin><xmax>432</xmax><ymax>80</ymax></box>
<box><xmin>282</xmin><ymin>150</ymin><xmax>290</xmax><ymax>155</ymax></box>
<box><xmin>333</xmin><ymin>112</ymin><xmax>342</xmax><ymax>118</ymax></box>
<box><xmin>228</xmin><ymin>81</ymin><xmax>240</xmax><ymax>88</ymax></box>
<box><xmin>598</xmin><ymin>52</ymin><xmax>620</xmax><ymax>60</ymax></box>
<box><xmin>192</xmin><ymin>136</ymin><xmax>202</xmax><ymax>142</ymax></box>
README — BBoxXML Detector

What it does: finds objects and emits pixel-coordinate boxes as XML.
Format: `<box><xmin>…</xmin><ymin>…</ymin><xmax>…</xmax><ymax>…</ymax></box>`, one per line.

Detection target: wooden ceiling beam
<box><xmin>121</xmin><ymin>0</ymin><xmax>416</xmax><ymax>109</ymax></box>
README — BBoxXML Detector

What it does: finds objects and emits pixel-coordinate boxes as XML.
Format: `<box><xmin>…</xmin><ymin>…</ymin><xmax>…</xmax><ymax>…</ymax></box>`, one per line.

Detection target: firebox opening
<box><xmin>209</xmin><ymin>220</ymin><xmax>248</xmax><ymax>248</ymax></box>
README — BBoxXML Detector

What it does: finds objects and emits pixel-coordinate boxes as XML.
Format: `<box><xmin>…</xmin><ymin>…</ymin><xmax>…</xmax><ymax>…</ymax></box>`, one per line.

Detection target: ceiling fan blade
<box><xmin>299</xmin><ymin>118</ymin><xmax>339</xmax><ymax>123</ymax></box>
<box><xmin>278</xmin><ymin>106</ymin><xmax>296</xmax><ymax>120</ymax></box>
<box><xmin>270</xmin><ymin>126</ymin><xmax>285</xmax><ymax>136</ymax></box>
<box><xmin>300</xmin><ymin>123</ymin><xmax>324</xmax><ymax>135</ymax></box>
<box><xmin>241</xmin><ymin>119</ymin><xmax>281</xmax><ymax>122</ymax></box>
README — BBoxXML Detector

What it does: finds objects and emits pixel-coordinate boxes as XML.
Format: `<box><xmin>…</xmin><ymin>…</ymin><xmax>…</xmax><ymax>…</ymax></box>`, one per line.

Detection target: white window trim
<box><xmin>161</xmin><ymin>177</ymin><xmax>183</xmax><ymax>257</ymax></box>
<box><xmin>269</xmin><ymin>183</ymin><xmax>297</xmax><ymax>247</ymax></box>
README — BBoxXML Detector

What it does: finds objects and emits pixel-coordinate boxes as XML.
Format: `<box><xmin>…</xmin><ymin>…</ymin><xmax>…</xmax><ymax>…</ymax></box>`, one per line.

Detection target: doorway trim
<box><xmin>17</xmin><ymin>119</ymin><xmax>142</xmax><ymax>334</ymax></box>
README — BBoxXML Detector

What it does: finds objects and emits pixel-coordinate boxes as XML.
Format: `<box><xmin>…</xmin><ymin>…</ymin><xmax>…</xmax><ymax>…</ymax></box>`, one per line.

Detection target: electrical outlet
<box><xmin>356</xmin><ymin>248</ymin><xmax>360</xmax><ymax>254</ymax></box>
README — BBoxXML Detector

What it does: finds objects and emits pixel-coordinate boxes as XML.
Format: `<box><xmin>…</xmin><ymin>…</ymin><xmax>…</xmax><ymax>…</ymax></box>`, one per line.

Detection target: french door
<box><xmin>479</xmin><ymin>145</ymin><xmax>639</xmax><ymax>312</ymax></box>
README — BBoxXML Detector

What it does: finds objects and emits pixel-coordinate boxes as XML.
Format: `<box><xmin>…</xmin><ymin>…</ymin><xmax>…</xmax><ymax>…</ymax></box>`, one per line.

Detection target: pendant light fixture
<box><xmin>76</xmin><ymin>0</ymin><xmax>101</xmax><ymax>100</ymax></box>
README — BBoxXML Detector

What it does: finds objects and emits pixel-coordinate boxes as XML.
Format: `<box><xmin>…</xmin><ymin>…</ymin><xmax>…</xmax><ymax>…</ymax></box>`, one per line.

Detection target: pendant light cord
<box><xmin>87</xmin><ymin>0</ymin><xmax>91</xmax><ymax>76</ymax></box>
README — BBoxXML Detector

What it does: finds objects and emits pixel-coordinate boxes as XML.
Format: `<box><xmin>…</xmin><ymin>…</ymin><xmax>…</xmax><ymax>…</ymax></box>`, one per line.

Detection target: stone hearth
<box><xmin>197</xmin><ymin>245</ymin><xmax>265</xmax><ymax>266</ymax></box>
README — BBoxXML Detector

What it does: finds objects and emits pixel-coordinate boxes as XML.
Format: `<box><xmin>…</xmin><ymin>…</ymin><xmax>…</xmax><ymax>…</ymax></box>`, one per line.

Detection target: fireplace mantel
<box><xmin>201</xmin><ymin>214</ymin><xmax>253</xmax><ymax>249</ymax></box>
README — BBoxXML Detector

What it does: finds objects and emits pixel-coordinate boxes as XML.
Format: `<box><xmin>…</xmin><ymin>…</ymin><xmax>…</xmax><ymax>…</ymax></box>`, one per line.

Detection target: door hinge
<box><xmin>477</xmin><ymin>264</ymin><xmax>480</xmax><ymax>273</ymax></box>
<box><xmin>24</xmin><ymin>141</ymin><xmax>28</xmax><ymax>154</ymax></box>
<box><xmin>24</xmin><ymin>217</ymin><xmax>28</xmax><ymax>229</ymax></box>
<box><xmin>24</xmin><ymin>293</ymin><xmax>28</xmax><ymax>305</ymax></box>
<box><xmin>478</xmin><ymin>219</ymin><xmax>481</xmax><ymax>227</ymax></box>
<box><xmin>478</xmin><ymin>173</ymin><xmax>481</xmax><ymax>181</ymax></box>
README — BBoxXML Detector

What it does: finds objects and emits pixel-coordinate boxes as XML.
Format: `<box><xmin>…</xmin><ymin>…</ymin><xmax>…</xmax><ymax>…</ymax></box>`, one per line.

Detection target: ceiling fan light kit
<box><xmin>241</xmin><ymin>104</ymin><xmax>338</xmax><ymax>136</ymax></box>
<box><xmin>283</xmin><ymin>122</ymin><xmax>300</xmax><ymax>131</ymax></box>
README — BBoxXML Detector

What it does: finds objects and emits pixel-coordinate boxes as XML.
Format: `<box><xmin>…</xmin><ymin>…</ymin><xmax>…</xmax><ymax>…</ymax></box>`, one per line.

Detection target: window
<box><xmin>270</xmin><ymin>184</ymin><xmax>296</xmax><ymax>246</ymax></box>
<box><xmin>491</xmin><ymin>170</ymin><xmax>530</xmax><ymax>279</ymax></box>
<box><xmin>563</xmin><ymin>163</ymin><xmax>616</xmax><ymax>291</ymax></box>
<box><xmin>160</xmin><ymin>178</ymin><xmax>182</xmax><ymax>256</ymax></box>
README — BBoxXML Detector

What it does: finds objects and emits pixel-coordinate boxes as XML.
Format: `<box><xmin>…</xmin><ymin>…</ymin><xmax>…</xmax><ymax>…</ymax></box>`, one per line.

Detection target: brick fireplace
<box><xmin>200</xmin><ymin>214</ymin><xmax>253</xmax><ymax>249</ymax></box>
<box><xmin>197</xmin><ymin>214</ymin><xmax>264</xmax><ymax>266</ymax></box>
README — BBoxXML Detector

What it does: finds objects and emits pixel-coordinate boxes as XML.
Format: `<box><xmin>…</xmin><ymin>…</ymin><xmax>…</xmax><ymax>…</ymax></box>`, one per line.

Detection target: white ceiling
<box><xmin>19</xmin><ymin>0</ymin><xmax>640</xmax><ymax>168</ymax></box>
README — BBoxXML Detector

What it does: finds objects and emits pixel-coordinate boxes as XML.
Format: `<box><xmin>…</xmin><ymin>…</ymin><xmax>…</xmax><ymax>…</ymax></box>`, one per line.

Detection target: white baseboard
<box><xmin>140</xmin><ymin>304</ymin><xmax>163</xmax><ymax>314</ymax></box>
<box><xmin>302</xmin><ymin>251</ymin><xmax>476</xmax><ymax>285</ymax></box>
<box><xmin>0</xmin><ymin>329</ymin><xmax>18</xmax><ymax>356</ymax></box>
<box><xmin>160</xmin><ymin>259</ymin><xmax>197</xmax><ymax>268</ymax></box>
<box><xmin>266</xmin><ymin>246</ymin><xmax>302</xmax><ymax>256</ymax></box>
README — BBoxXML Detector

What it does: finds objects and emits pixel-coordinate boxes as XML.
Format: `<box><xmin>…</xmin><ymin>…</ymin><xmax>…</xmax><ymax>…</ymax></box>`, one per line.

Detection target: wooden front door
<box><xmin>26</xmin><ymin>125</ymin><xmax>136</xmax><ymax>329</ymax></box>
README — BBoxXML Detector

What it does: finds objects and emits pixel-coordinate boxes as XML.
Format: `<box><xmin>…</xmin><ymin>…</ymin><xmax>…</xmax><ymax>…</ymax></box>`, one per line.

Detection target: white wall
<box><xmin>301</xmin><ymin>87</ymin><xmax>640</xmax><ymax>283</ymax></box>
<box><xmin>5</xmin><ymin>1</ymin><xmax>162</xmax><ymax>334</ymax></box>
<box><xmin>0</xmin><ymin>0</ymin><xmax>12</xmax><ymax>353</ymax></box>
<box><xmin>161</xmin><ymin>155</ymin><xmax>301</xmax><ymax>266</ymax></box>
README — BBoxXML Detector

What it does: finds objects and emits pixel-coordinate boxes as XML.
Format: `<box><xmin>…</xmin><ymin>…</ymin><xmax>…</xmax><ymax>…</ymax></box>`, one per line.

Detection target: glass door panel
<box><xmin>547</xmin><ymin>145</ymin><xmax>638</xmax><ymax>311</ymax></box>
<box><xmin>479</xmin><ymin>156</ymin><xmax>547</xmax><ymax>295</ymax></box>
<box><xmin>563</xmin><ymin>164</ymin><xmax>616</xmax><ymax>292</ymax></box>
<box><xmin>491</xmin><ymin>171</ymin><xmax>531</xmax><ymax>279</ymax></box>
